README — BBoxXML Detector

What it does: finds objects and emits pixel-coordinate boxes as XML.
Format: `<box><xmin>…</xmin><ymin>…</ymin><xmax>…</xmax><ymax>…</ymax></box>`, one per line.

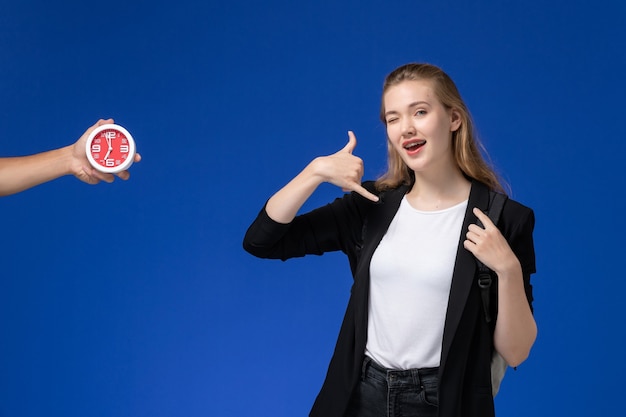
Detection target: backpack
<box><xmin>475</xmin><ymin>191</ymin><xmax>509</xmax><ymax>396</ymax></box>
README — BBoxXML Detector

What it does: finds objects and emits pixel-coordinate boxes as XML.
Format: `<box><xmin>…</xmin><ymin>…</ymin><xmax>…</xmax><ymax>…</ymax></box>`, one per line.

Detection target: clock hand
<box><xmin>104</xmin><ymin>137</ymin><xmax>113</xmax><ymax>160</ymax></box>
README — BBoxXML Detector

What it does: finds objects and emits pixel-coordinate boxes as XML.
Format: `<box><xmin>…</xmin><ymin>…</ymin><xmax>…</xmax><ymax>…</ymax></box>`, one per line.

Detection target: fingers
<box><xmin>466</xmin><ymin>208</ymin><xmax>491</xmax><ymax>245</ymax></box>
<box><xmin>341</xmin><ymin>130</ymin><xmax>357</xmax><ymax>154</ymax></box>
<box><xmin>352</xmin><ymin>184</ymin><xmax>380</xmax><ymax>202</ymax></box>
<box><xmin>465</xmin><ymin>207</ymin><xmax>510</xmax><ymax>267</ymax></box>
<box><xmin>76</xmin><ymin>119</ymin><xmax>115</xmax><ymax>148</ymax></box>
<box><xmin>85</xmin><ymin>119</ymin><xmax>114</xmax><ymax>136</ymax></box>
<box><xmin>76</xmin><ymin>166</ymin><xmax>111</xmax><ymax>185</ymax></box>
<box><xmin>341</xmin><ymin>183</ymin><xmax>379</xmax><ymax>202</ymax></box>
<box><xmin>323</xmin><ymin>130</ymin><xmax>377</xmax><ymax>201</ymax></box>
<box><xmin>465</xmin><ymin>212</ymin><xmax>517</xmax><ymax>275</ymax></box>
<box><xmin>96</xmin><ymin>118</ymin><xmax>114</xmax><ymax>127</ymax></box>
<box><xmin>114</xmin><ymin>153</ymin><xmax>142</xmax><ymax>180</ymax></box>
<box><xmin>78</xmin><ymin>165</ymin><xmax>131</xmax><ymax>183</ymax></box>
<box><xmin>89</xmin><ymin>167</ymin><xmax>115</xmax><ymax>183</ymax></box>
<box><xmin>340</xmin><ymin>131</ymin><xmax>378</xmax><ymax>201</ymax></box>
<box><xmin>472</xmin><ymin>207</ymin><xmax>493</xmax><ymax>228</ymax></box>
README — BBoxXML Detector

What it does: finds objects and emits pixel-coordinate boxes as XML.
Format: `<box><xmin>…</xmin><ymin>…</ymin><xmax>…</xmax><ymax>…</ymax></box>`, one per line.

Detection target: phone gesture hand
<box><xmin>317</xmin><ymin>131</ymin><xmax>379</xmax><ymax>202</ymax></box>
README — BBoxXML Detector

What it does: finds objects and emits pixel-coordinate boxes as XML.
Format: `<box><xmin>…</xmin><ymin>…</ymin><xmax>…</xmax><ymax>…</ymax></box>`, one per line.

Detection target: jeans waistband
<box><xmin>362</xmin><ymin>356</ymin><xmax>439</xmax><ymax>387</ymax></box>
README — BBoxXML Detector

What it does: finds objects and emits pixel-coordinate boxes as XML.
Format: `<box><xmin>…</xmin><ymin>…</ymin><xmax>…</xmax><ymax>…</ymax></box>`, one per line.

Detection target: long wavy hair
<box><xmin>375</xmin><ymin>63</ymin><xmax>505</xmax><ymax>193</ymax></box>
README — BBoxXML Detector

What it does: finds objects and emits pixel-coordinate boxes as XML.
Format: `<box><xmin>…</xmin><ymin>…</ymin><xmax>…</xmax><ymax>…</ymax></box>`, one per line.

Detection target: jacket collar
<box><xmin>440</xmin><ymin>180</ymin><xmax>491</xmax><ymax>371</ymax></box>
<box><xmin>352</xmin><ymin>183</ymin><xmax>409</xmax><ymax>343</ymax></box>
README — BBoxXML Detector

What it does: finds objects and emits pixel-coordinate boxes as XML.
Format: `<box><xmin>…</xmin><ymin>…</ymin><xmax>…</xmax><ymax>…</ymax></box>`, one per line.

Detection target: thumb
<box><xmin>341</xmin><ymin>130</ymin><xmax>357</xmax><ymax>154</ymax></box>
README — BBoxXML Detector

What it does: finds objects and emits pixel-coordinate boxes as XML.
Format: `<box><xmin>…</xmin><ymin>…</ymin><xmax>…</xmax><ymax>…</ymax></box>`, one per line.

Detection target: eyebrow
<box><xmin>384</xmin><ymin>101</ymin><xmax>431</xmax><ymax>117</ymax></box>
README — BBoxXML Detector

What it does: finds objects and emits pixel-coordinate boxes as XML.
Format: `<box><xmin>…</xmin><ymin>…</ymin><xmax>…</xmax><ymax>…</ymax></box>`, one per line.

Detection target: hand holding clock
<box><xmin>0</xmin><ymin>118</ymin><xmax>141</xmax><ymax>197</ymax></box>
<box><xmin>72</xmin><ymin>118</ymin><xmax>141</xmax><ymax>184</ymax></box>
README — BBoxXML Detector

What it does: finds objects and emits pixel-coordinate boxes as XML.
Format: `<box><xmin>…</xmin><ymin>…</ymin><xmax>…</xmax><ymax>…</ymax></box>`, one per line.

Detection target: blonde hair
<box><xmin>375</xmin><ymin>63</ymin><xmax>505</xmax><ymax>193</ymax></box>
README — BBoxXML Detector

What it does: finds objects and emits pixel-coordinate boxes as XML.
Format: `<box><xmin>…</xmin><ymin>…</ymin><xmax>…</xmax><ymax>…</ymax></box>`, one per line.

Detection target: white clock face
<box><xmin>86</xmin><ymin>124</ymin><xmax>136</xmax><ymax>173</ymax></box>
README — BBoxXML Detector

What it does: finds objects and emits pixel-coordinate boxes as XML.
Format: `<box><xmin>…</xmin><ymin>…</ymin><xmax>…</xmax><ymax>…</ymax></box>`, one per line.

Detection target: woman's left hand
<box><xmin>467</xmin><ymin>207</ymin><xmax>537</xmax><ymax>367</ymax></box>
<box><xmin>464</xmin><ymin>207</ymin><xmax>519</xmax><ymax>275</ymax></box>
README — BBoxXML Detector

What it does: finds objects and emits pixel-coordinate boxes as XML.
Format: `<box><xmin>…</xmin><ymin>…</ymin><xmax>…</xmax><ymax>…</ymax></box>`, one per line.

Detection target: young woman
<box><xmin>243</xmin><ymin>63</ymin><xmax>537</xmax><ymax>417</ymax></box>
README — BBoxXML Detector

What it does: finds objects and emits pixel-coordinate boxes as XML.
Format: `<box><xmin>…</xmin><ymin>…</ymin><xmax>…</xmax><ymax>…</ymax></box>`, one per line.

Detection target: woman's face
<box><xmin>383</xmin><ymin>79</ymin><xmax>461</xmax><ymax>176</ymax></box>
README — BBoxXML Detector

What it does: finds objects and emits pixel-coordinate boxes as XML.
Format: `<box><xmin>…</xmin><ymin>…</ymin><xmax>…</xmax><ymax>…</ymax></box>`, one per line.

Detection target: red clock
<box><xmin>85</xmin><ymin>124</ymin><xmax>136</xmax><ymax>173</ymax></box>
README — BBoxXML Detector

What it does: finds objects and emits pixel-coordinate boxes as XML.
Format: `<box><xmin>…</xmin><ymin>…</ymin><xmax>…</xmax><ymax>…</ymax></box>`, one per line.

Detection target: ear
<box><xmin>449</xmin><ymin>108</ymin><xmax>462</xmax><ymax>132</ymax></box>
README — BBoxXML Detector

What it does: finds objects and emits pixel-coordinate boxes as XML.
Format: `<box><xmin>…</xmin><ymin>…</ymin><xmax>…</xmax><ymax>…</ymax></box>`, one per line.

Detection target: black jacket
<box><xmin>243</xmin><ymin>180</ymin><xmax>536</xmax><ymax>417</ymax></box>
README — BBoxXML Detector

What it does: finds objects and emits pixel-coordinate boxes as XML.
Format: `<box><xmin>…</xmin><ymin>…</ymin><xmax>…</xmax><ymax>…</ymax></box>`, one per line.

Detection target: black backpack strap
<box><xmin>477</xmin><ymin>191</ymin><xmax>508</xmax><ymax>323</ymax></box>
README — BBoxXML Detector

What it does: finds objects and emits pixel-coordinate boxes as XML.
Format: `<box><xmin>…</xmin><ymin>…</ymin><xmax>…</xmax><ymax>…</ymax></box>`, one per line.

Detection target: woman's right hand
<box><xmin>312</xmin><ymin>131</ymin><xmax>379</xmax><ymax>202</ymax></box>
<box><xmin>265</xmin><ymin>131</ymin><xmax>378</xmax><ymax>224</ymax></box>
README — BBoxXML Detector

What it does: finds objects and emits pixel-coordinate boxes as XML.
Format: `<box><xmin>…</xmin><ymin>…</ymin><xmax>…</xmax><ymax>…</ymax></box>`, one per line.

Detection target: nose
<box><xmin>401</xmin><ymin>119</ymin><xmax>416</xmax><ymax>137</ymax></box>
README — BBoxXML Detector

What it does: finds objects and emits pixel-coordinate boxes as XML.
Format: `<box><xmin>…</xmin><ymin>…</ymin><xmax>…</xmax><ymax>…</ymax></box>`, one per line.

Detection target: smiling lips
<box><xmin>403</xmin><ymin>139</ymin><xmax>426</xmax><ymax>154</ymax></box>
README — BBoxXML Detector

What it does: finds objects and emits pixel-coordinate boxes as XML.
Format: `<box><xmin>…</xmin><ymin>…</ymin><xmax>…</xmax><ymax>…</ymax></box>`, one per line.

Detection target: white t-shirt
<box><xmin>365</xmin><ymin>196</ymin><xmax>468</xmax><ymax>370</ymax></box>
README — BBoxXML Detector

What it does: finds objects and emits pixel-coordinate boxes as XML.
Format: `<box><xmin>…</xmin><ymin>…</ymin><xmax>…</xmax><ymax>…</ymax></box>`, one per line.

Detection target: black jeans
<box><xmin>345</xmin><ymin>356</ymin><xmax>439</xmax><ymax>417</ymax></box>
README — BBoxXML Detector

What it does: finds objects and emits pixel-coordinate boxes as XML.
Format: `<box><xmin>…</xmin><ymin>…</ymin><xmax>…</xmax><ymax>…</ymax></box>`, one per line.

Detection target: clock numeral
<box><xmin>104</xmin><ymin>131</ymin><xmax>117</xmax><ymax>140</ymax></box>
<box><xmin>105</xmin><ymin>159</ymin><xmax>115</xmax><ymax>167</ymax></box>
<box><xmin>120</xmin><ymin>145</ymin><xmax>129</xmax><ymax>153</ymax></box>
<box><xmin>94</xmin><ymin>138</ymin><xmax>101</xmax><ymax>144</ymax></box>
<box><xmin>91</xmin><ymin>144</ymin><xmax>101</xmax><ymax>153</ymax></box>
<box><xmin>121</xmin><ymin>138</ymin><xmax>128</xmax><ymax>144</ymax></box>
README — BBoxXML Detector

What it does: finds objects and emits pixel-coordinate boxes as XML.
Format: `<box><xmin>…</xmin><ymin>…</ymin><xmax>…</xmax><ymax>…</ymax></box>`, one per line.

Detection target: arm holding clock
<box><xmin>0</xmin><ymin>119</ymin><xmax>142</xmax><ymax>197</ymax></box>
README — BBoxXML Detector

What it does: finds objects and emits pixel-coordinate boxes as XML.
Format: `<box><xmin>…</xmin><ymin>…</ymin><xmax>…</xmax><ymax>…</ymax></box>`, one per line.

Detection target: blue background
<box><xmin>1</xmin><ymin>0</ymin><xmax>624</xmax><ymax>416</ymax></box>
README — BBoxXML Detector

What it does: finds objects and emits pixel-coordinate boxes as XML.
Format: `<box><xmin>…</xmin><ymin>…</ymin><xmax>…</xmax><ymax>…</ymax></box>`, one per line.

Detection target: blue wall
<box><xmin>1</xmin><ymin>1</ymin><xmax>624</xmax><ymax>415</ymax></box>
